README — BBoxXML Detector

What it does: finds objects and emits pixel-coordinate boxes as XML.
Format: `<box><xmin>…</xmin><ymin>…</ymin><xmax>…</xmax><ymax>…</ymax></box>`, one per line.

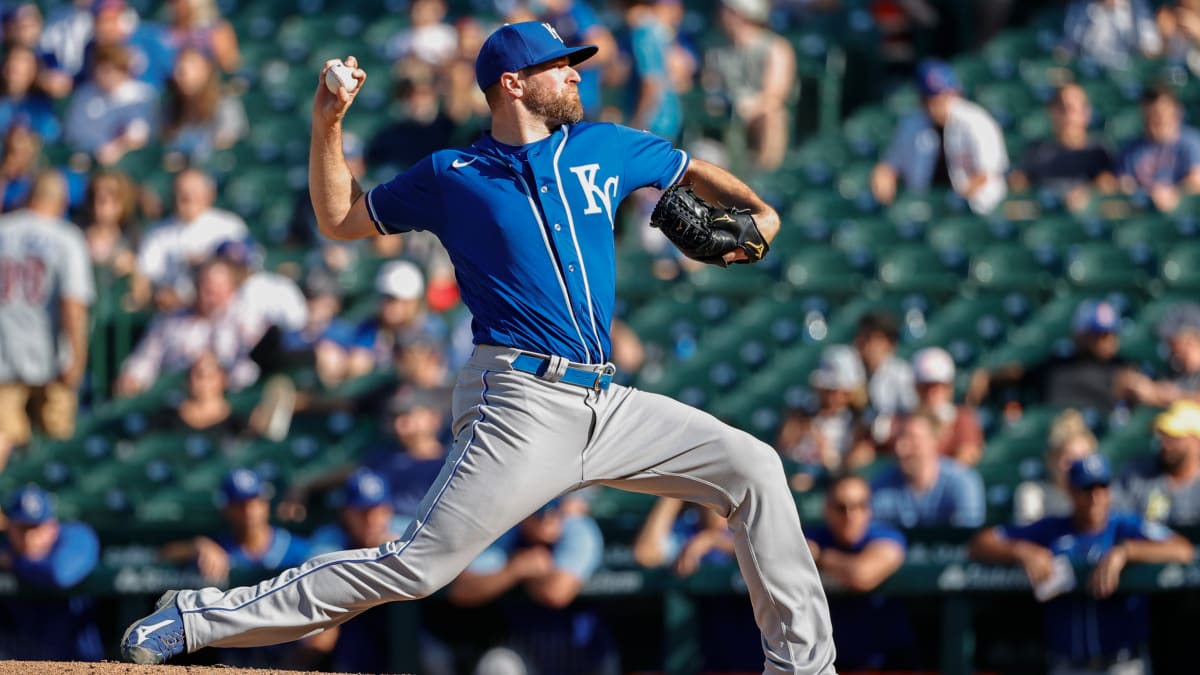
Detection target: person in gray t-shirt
<box><xmin>1116</xmin><ymin>400</ymin><xmax>1200</xmax><ymax>526</ymax></box>
<box><xmin>0</xmin><ymin>170</ymin><xmax>95</xmax><ymax>465</ymax></box>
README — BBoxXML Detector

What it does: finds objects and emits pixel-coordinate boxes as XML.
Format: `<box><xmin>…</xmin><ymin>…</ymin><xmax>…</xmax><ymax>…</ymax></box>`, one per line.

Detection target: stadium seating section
<box><xmin>6</xmin><ymin>0</ymin><xmax>1190</xmax><ymax>547</ymax></box>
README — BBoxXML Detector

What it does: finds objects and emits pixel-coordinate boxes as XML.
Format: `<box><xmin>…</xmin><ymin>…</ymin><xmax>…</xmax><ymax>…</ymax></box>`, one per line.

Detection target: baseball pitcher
<box><xmin>122</xmin><ymin>21</ymin><xmax>835</xmax><ymax>674</ymax></box>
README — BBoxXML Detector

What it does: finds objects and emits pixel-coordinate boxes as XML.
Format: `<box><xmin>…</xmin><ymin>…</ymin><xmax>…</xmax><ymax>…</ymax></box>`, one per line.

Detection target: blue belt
<box><xmin>511</xmin><ymin>353</ymin><xmax>616</xmax><ymax>391</ymax></box>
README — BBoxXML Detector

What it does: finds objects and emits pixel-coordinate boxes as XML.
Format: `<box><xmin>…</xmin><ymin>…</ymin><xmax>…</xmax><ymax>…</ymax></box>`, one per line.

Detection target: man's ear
<box><xmin>499</xmin><ymin>71</ymin><xmax>523</xmax><ymax>99</ymax></box>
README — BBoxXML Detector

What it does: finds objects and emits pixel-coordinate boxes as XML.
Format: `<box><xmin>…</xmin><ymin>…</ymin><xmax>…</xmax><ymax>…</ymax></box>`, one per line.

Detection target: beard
<box><xmin>523</xmin><ymin>78</ymin><xmax>584</xmax><ymax>127</ymax></box>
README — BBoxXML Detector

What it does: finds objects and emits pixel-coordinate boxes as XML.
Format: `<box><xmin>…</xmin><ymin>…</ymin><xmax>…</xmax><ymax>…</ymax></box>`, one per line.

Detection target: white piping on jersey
<box><xmin>552</xmin><ymin>125</ymin><xmax>605</xmax><ymax>362</ymax></box>
<box><xmin>365</xmin><ymin>187</ymin><xmax>387</xmax><ymax>235</ymax></box>
<box><xmin>512</xmin><ymin>168</ymin><xmax>594</xmax><ymax>362</ymax></box>
<box><xmin>668</xmin><ymin>149</ymin><xmax>690</xmax><ymax>187</ymax></box>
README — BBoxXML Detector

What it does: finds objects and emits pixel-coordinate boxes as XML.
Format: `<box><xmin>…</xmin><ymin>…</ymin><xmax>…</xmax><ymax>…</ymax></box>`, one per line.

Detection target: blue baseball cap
<box><xmin>1068</xmin><ymin>455</ymin><xmax>1111</xmax><ymax>489</ymax></box>
<box><xmin>4</xmin><ymin>484</ymin><xmax>54</xmax><ymax>526</ymax></box>
<box><xmin>214</xmin><ymin>237</ymin><xmax>262</xmax><ymax>270</ymax></box>
<box><xmin>1072</xmin><ymin>299</ymin><xmax>1120</xmax><ymax>335</ymax></box>
<box><xmin>219</xmin><ymin>468</ymin><xmax>265</xmax><ymax>505</ymax></box>
<box><xmin>915</xmin><ymin>59</ymin><xmax>960</xmax><ymax>98</ymax></box>
<box><xmin>475</xmin><ymin>21</ymin><xmax>598</xmax><ymax>92</ymax></box>
<box><xmin>342</xmin><ymin>468</ymin><xmax>391</xmax><ymax>510</ymax></box>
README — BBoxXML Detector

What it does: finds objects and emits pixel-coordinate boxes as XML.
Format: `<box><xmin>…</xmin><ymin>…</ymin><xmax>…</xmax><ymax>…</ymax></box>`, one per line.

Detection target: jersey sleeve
<box><xmin>996</xmin><ymin>518</ymin><xmax>1055</xmax><ymax>547</ymax></box>
<box><xmin>1114</xmin><ymin>513</ymin><xmax>1174</xmax><ymax>543</ymax></box>
<box><xmin>467</xmin><ymin>532</ymin><xmax>515</xmax><ymax>575</ymax></box>
<box><xmin>553</xmin><ymin>515</ymin><xmax>604</xmax><ymax>581</ymax></box>
<box><xmin>612</xmin><ymin>125</ymin><xmax>689</xmax><ymax>196</ymax></box>
<box><xmin>365</xmin><ymin>154</ymin><xmax>445</xmax><ymax>236</ymax></box>
<box><xmin>865</xmin><ymin>522</ymin><xmax>908</xmax><ymax>551</ymax></box>
<box><xmin>948</xmin><ymin>467</ymin><xmax>986</xmax><ymax>528</ymax></box>
<box><xmin>60</xmin><ymin>227</ymin><xmax>95</xmax><ymax>305</ymax></box>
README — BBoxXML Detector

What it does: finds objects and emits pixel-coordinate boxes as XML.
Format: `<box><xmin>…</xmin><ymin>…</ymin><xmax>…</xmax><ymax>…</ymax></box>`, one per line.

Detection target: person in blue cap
<box><xmin>870</xmin><ymin>58</ymin><xmax>1008</xmax><ymax>214</ymax></box>
<box><xmin>448</xmin><ymin>497</ymin><xmax>616</xmax><ymax>675</ymax></box>
<box><xmin>968</xmin><ymin>298</ymin><xmax>1136</xmax><ymax>412</ymax></box>
<box><xmin>0</xmin><ymin>484</ymin><xmax>102</xmax><ymax>661</ymax></box>
<box><xmin>300</xmin><ymin>468</ymin><xmax>420</xmax><ymax>673</ymax></box>
<box><xmin>159</xmin><ymin>468</ymin><xmax>310</xmax><ymax>583</ymax></box>
<box><xmin>158</xmin><ymin>468</ymin><xmax>313</xmax><ymax>668</ymax></box>
<box><xmin>970</xmin><ymin>455</ymin><xmax>1195</xmax><ymax>675</ymax></box>
<box><xmin>123</xmin><ymin>20</ymin><xmax>835</xmax><ymax>674</ymax></box>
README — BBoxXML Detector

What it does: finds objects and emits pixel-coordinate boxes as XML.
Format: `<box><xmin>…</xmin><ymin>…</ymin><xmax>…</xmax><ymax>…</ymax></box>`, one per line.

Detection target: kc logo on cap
<box><xmin>475</xmin><ymin>20</ymin><xmax>599</xmax><ymax>92</ymax></box>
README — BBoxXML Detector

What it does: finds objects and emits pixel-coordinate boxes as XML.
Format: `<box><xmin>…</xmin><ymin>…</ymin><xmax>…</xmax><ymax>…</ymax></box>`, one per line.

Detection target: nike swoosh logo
<box><xmin>451</xmin><ymin>158</ymin><xmax>477</xmax><ymax>169</ymax></box>
<box><xmin>136</xmin><ymin>619</ymin><xmax>175</xmax><ymax>645</ymax></box>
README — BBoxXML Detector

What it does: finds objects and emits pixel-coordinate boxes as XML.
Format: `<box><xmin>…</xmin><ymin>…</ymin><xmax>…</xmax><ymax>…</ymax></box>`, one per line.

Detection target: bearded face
<box><xmin>521</xmin><ymin>75</ymin><xmax>584</xmax><ymax>127</ymax></box>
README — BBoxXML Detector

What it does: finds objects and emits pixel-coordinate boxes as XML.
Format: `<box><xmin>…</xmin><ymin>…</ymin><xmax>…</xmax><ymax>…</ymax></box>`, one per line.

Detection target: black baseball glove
<box><xmin>649</xmin><ymin>184</ymin><xmax>769</xmax><ymax>266</ymax></box>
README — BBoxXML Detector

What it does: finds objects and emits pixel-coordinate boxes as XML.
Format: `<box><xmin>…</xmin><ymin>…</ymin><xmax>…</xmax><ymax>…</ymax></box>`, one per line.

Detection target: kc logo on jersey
<box><xmin>568</xmin><ymin>164</ymin><xmax>619</xmax><ymax>224</ymax></box>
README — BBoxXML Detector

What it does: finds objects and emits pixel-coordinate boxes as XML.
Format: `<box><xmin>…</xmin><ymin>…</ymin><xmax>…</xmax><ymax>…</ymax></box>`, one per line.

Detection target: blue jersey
<box><xmin>806</xmin><ymin>522</ymin><xmax>914</xmax><ymax>670</ymax></box>
<box><xmin>366</xmin><ymin>122</ymin><xmax>689</xmax><ymax>364</ymax></box>
<box><xmin>543</xmin><ymin>3</ymin><xmax>605</xmax><ymax>116</ymax></box>
<box><xmin>998</xmin><ymin>513</ymin><xmax>1174</xmax><ymax>662</ymax></box>
<box><xmin>0</xmin><ymin>521</ymin><xmax>103</xmax><ymax>661</ymax></box>
<box><xmin>871</xmin><ymin>458</ymin><xmax>986</xmax><ymax>528</ymax></box>
<box><xmin>215</xmin><ymin>526</ymin><xmax>311</xmax><ymax>574</ymax></box>
<box><xmin>363</xmin><ymin>449</ymin><xmax>447</xmax><ymax>518</ymax></box>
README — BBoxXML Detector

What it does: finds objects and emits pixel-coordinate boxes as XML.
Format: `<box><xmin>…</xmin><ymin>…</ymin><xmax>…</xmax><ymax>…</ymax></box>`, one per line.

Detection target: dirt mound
<box><xmin>0</xmin><ymin>663</ymin><xmax>385</xmax><ymax>675</ymax></box>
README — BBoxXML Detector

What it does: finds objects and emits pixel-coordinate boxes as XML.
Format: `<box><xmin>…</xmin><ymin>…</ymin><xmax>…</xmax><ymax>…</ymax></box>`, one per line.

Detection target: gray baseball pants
<box><xmin>175</xmin><ymin>345</ymin><xmax>837</xmax><ymax>674</ymax></box>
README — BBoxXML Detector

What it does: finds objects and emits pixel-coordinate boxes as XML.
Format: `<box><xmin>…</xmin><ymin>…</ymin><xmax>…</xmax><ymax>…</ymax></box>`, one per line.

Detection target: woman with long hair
<box><xmin>162</xmin><ymin>47</ymin><xmax>246</xmax><ymax>161</ymax></box>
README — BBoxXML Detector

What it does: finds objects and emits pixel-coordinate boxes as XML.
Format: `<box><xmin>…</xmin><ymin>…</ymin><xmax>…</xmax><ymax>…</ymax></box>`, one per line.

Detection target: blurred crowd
<box><xmin>4</xmin><ymin>0</ymin><xmax>1200</xmax><ymax>674</ymax></box>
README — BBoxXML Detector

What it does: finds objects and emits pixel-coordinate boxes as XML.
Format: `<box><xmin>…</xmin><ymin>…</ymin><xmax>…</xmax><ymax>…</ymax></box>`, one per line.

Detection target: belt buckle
<box><xmin>592</xmin><ymin>364</ymin><xmax>616</xmax><ymax>391</ymax></box>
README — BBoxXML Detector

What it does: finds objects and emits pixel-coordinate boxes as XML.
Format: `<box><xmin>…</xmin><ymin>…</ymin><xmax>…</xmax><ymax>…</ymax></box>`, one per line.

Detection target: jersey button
<box><xmin>568</xmin><ymin>264</ymin><xmax>576</xmax><ymax>272</ymax></box>
<box><xmin>554</xmin><ymin>223</ymin><xmax>562</xmax><ymax>231</ymax></box>
<box><xmin>540</xmin><ymin>186</ymin><xmax>549</xmax><ymax>193</ymax></box>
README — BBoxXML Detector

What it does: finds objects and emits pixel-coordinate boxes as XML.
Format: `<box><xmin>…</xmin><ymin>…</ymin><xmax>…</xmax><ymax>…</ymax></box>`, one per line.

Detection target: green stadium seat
<box><xmin>831</xmin><ymin>215</ymin><xmax>905</xmax><ymax>259</ymax></box>
<box><xmin>686</xmin><ymin>263</ymin><xmax>779</xmax><ymax>299</ymax></box>
<box><xmin>926</xmin><ymin>213</ymin><xmax>1002</xmax><ymax>258</ymax></box>
<box><xmin>782</xmin><ymin>248</ymin><xmax>864</xmax><ymax>298</ymax></box>
<box><xmin>1098</xmin><ymin>406</ymin><xmax>1159</xmax><ymax>472</ymax></box>
<box><xmin>1020</xmin><ymin>214</ymin><xmax>1094</xmax><ymax>263</ymax></box>
<box><xmin>968</xmin><ymin>243</ymin><xmax>1049</xmax><ymax>294</ymax></box>
<box><xmin>1159</xmin><ymin>242</ymin><xmax>1200</xmax><ymax>292</ymax></box>
<box><xmin>902</xmin><ymin>294</ymin><xmax>1014</xmax><ymax>368</ymax></box>
<box><xmin>875</xmin><ymin>244</ymin><xmax>960</xmax><ymax>296</ymax></box>
<box><xmin>1064</xmin><ymin>242</ymin><xmax>1147</xmax><ymax>292</ymax></box>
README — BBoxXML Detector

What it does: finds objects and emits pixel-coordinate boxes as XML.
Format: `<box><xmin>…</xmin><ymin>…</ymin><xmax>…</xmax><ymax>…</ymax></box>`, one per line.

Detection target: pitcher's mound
<box><xmin>0</xmin><ymin>663</ymin><xmax>380</xmax><ymax>675</ymax></box>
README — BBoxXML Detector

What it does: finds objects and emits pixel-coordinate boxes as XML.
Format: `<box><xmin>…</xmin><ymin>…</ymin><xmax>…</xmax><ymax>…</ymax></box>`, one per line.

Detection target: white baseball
<box><xmin>325</xmin><ymin>60</ymin><xmax>359</xmax><ymax>94</ymax></box>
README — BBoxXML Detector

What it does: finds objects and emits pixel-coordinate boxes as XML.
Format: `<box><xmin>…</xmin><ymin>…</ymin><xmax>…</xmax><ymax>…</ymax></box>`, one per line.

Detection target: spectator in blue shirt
<box><xmin>80</xmin><ymin>0</ymin><xmax>175</xmax><ymax>89</ymax></box>
<box><xmin>970</xmin><ymin>456</ymin><xmax>1194</xmax><ymax>675</ymax></box>
<box><xmin>337</xmin><ymin>260</ymin><xmax>448</xmax><ymax>382</ymax></box>
<box><xmin>1</xmin><ymin>3</ymin><xmax>74</xmax><ymax>98</ymax></box>
<box><xmin>0</xmin><ymin>45</ymin><xmax>61</xmax><ymax>142</ymax></box>
<box><xmin>1118</xmin><ymin>87</ymin><xmax>1200</xmax><ymax>212</ymax></box>
<box><xmin>0</xmin><ymin>123</ymin><xmax>86</xmax><ymax>213</ymax></box>
<box><xmin>278</xmin><ymin>387</ymin><xmax>450</xmax><ymax>524</ymax></box>
<box><xmin>538</xmin><ymin>0</ymin><xmax>618</xmax><ymax>119</ymax></box>
<box><xmin>807</xmin><ymin>475</ymin><xmax>915</xmax><ymax>671</ymax></box>
<box><xmin>0</xmin><ymin>484</ymin><xmax>102</xmax><ymax>661</ymax></box>
<box><xmin>304</xmin><ymin>469</ymin><xmax>417</xmax><ymax>673</ymax></box>
<box><xmin>160</xmin><ymin>468</ymin><xmax>310</xmax><ymax>583</ymax></box>
<box><xmin>448</xmin><ymin>500</ymin><xmax>618</xmax><ymax>675</ymax></box>
<box><xmin>871</xmin><ymin>413</ymin><xmax>986</xmax><ymax>528</ymax></box>
<box><xmin>621</xmin><ymin>0</ymin><xmax>682</xmax><ymax>142</ymax></box>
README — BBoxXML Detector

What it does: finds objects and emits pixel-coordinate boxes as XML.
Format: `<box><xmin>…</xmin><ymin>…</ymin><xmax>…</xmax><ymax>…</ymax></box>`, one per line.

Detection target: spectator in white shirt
<box><xmin>62</xmin><ymin>43</ymin><xmax>156</xmax><ymax>165</ymax></box>
<box><xmin>116</xmin><ymin>258</ymin><xmax>256</xmax><ymax>396</ymax></box>
<box><xmin>133</xmin><ymin>168</ymin><xmax>247</xmax><ymax>311</ymax></box>
<box><xmin>386</xmin><ymin>0</ymin><xmax>457</xmax><ymax>67</ymax></box>
<box><xmin>1064</xmin><ymin>0</ymin><xmax>1162</xmax><ymax>70</ymax></box>
<box><xmin>871</xmin><ymin>59</ymin><xmax>1009</xmax><ymax>214</ymax></box>
<box><xmin>213</xmin><ymin>237</ymin><xmax>308</xmax><ymax>351</ymax></box>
